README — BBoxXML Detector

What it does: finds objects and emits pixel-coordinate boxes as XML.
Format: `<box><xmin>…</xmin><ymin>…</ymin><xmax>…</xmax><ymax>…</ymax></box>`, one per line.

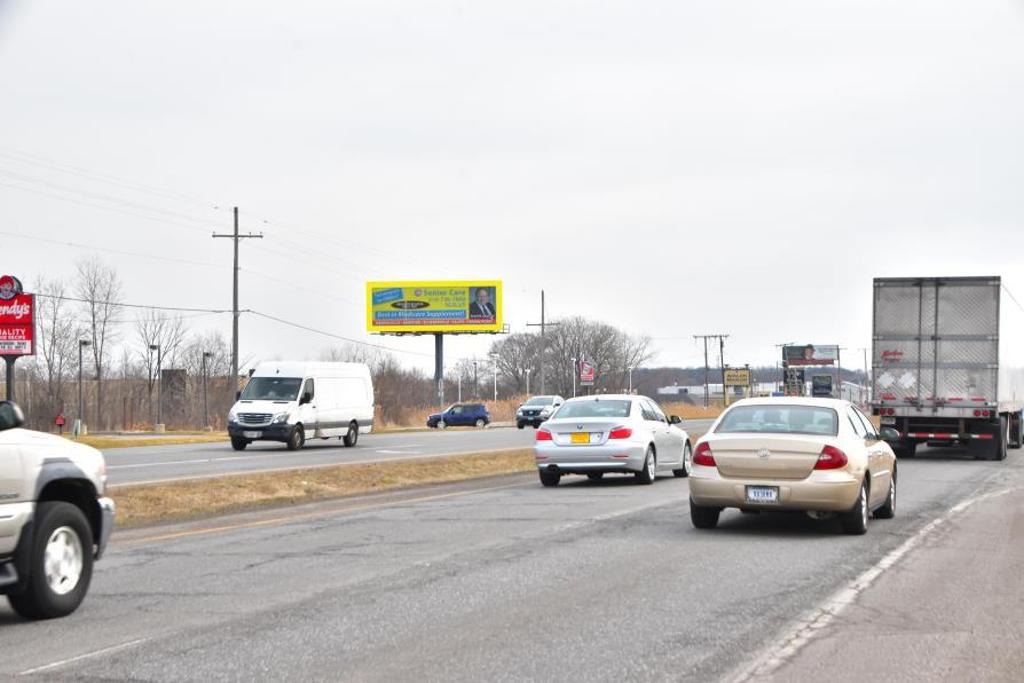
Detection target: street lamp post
<box><xmin>77</xmin><ymin>340</ymin><xmax>91</xmax><ymax>436</ymax></box>
<box><xmin>571</xmin><ymin>357</ymin><xmax>577</xmax><ymax>398</ymax></box>
<box><xmin>472</xmin><ymin>360</ymin><xmax>478</xmax><ymax>399</ymax></box>
<box><xmin>489</xmin><ymin>353</ymin><xmax>499</xmax><ymax>401</ymax></box>
<box><xmin>525</xmin><ymin>368</ymin><xmax>531</xmax><ymax>395</ymax></box>
<box><xmin>202</xmin><ymin>351</ymin><xmax>212</xmax><ymax>430</ymax></box>
<box><xmin>628</xmin><ymin>366</ymin><xmax>634</xmax><ymax>394</ymax></box>
<box><xmin>149</xmin><ymin>344</ymin><xmax>163</xmax><ymax>428</ymax></box>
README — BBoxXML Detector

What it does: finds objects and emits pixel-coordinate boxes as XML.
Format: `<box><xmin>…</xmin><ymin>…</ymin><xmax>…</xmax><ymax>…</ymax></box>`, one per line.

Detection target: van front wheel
<box><xmin>343</xmin><ymin>422</ymin><xmax>359</xmax><ymax>447</ymax></box>
<box><xmin>287</xmin><ymin>425</ymin><xmax>305</xmax><ymax>451</ymax></box>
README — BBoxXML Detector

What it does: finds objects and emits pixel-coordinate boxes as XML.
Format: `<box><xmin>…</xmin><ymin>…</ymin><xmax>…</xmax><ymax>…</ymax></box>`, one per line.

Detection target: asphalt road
<box><xmin>104</xmin><ymin>419</ymin><xmax>718</xmax><ymax>486</ymax></box>
<box><xmin>2</xmin><ymin>443</ymin><xmax>1020</xmax><ymax>680</ymax></box>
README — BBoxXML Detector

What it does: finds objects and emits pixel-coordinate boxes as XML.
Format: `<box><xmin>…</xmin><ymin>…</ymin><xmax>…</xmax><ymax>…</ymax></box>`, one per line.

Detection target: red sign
<box><xmin>579</xmin><ymin>360</ymin><xmax>595</xmax><ymax>386</ymax></box>
<box><xmin>0</xmin><ymin>275</ymin><xmax>34</xmax><ymax>356</ymax></box>
<box><xmin>54</xmin><ymin>415</ymin><xmax>66</xmax><ymax>427</ymax></box>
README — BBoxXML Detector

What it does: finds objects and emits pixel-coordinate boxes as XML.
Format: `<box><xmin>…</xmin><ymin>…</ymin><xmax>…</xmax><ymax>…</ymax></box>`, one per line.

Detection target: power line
<box><xmin>0</xmin><ymin>230</ymin><xmax>225</xmax><ymax>270</ymax></box>
<box><xmin>34</xmin><ymin>292</ymin><xmax>237</xmax><ymax>314</ymax></box>
<box><xmin>0</xmin><ymin>146</ymin><xmax>221</xmax><ymax>210</ymax></box>
<box><xmin>1002</xmin><ymin>284</ymin><xmax>1024</xmax><ymax>315</ymax></box>
<box><xmin>245</xmin><ymin>311</ymin><xmax>435</xmax><ymax>358</ymax></box>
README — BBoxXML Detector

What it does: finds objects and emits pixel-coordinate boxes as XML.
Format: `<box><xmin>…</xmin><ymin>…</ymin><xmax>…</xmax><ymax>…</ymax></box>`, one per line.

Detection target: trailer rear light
<box><xmin>608</xmin><ymin>426</ymin><xmax>632</xmax><ymax>439</ymax></box>
<box><xmin>885</xmin><ymin>408</ymin><xmax>895</xmax><ymax>416</ymax></box>
<box><xmin>536</xmin><ymin>429</ymin><xmax>553</xmax><ymax>441</ymax></box>
<box><xmin>983</xmin><ymin>410</ymin><xmax>991</xmax><ymax>417</ymax></box>
<box><xmin>815</xmin><ymin>445</ymin><xmax>849</xmax><ymax>470</ymax></box>
<box><xmin>693</xmin><ymin>442</ymin><xmax>715</xmax><ymax>466</ymax></box>
<box><xmin>974</xmin><ymin>409</ymin><xmax>981</xmax><ymax>417</ymax></box>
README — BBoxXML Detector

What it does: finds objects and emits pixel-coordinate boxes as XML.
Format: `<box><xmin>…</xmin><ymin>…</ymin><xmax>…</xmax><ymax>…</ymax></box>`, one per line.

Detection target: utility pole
<box><xmin>527</xmin><ymin>290</ymin><xmax>560</xmax><ymax>395</ymax></box>
<box><xmin>693</xmin><ymin>334</ymin><xmax>728</xmax><ymax>408</ymax></box>
<box><xmin>860</xmin><ymin>347</ymin><xmax>869</xmax><ymax>405</ymax></box>
<box><xmin>212</xmin><ymin>207</ymin><xmax>263</xmax><ymax>400</ymax></box>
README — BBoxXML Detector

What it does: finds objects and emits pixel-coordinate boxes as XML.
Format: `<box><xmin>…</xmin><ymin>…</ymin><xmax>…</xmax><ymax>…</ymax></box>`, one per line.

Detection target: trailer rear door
<box><xmin>873</xmin><ymin>277</ymin><xmax>999</xmax><ymax>410</ymax></box>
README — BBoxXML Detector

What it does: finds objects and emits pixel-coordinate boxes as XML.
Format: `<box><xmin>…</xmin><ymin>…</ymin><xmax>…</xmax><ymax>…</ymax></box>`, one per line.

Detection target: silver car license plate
<box><xmin>243</xmin><ymin>430</ymin><xmax>262</xmax><ymax>439</ymax></box>
<box><xmin>745</xmin><ymin>486</ymin><xmax>779</xmax><ymax>504</ymax></box>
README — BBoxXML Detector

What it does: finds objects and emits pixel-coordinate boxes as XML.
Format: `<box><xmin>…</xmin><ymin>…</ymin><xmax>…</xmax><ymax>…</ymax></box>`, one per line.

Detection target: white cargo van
<box><xmin>227</xmin><ymin>362</ymin><xmax>374</xmax><ymax>451</ymax></box>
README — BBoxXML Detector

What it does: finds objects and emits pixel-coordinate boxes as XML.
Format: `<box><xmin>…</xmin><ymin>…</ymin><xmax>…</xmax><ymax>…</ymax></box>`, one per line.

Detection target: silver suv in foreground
<box><xmin>0</xmin><ymin>402</ymin><xmax>115</xmax><ymax>619</ymax></box>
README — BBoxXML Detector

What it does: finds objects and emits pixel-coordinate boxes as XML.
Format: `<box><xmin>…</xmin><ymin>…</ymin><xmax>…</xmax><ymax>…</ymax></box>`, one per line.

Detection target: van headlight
<box><xmin>272</xmin><ymin>412</ymin><xmax>290</xmax><ymax>424</ymax></box>
<box><xmin>228</xmin><ymin>410</ymin><xmax>238</xmax><ymax>423</ymax></box>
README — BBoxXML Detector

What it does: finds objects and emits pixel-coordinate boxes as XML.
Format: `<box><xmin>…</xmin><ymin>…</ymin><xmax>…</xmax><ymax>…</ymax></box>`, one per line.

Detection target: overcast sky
<box><xmin>2</xmin><ymin>0</ymin><xmax>1023</xmax><ymax>374</ymax></box>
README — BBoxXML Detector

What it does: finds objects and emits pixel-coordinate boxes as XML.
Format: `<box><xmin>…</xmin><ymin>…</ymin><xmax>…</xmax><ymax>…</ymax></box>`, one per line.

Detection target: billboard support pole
<box><xmin>3</xmin><ymin>356</ymin><xmax>15</xmax><ymax>403</ymax></box>
<box><xmin>434</xmin><ymin>333</ymin><xmax>444</xmax><ymax>407</ymax></box>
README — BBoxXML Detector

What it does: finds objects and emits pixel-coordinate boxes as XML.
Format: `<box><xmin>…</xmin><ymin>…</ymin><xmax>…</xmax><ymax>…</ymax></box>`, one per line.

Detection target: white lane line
<box><xmin>729</xmin><ymin>486</ymin><xmax>1015</xmax><ymax>683</ymax></box>
<box><xmin>108</xmin><ymin>456</ymin><xmax>252</xmax><ymax>469</ymax></box>
<box><xmin>18</xmin><ymin>637</ymin><xmax>150</xmax><ymax>676</ymax></box>
<box><xmin>375</xmin><ymin>449</ymin><xmax>422</xmax><ymax>455</ymax></box>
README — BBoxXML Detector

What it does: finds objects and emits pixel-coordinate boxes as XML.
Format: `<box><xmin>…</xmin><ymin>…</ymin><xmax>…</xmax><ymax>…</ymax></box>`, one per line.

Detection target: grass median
<box><xmin>112</xmin><ymin>448</ymin><xmax>536</xmax><ymax>527</ymax></box>
<box><xmin>72</xmin><ymin>433</ymin><xmax>229</xmax><ymax>449</ymax></box>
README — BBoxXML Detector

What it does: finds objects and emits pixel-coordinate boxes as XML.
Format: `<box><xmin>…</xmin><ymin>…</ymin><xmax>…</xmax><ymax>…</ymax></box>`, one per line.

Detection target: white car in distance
<box><xmin>534</xmin><ymin>395</ymin><xmax>692</xmax><ymax>487</ymax></box>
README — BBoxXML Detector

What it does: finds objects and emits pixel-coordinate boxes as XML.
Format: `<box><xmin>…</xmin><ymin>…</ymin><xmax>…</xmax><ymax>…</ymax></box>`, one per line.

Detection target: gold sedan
<box><xmin>688</xmin><ymin>398</ymin><xmax>897</xmax><ymax>535</ymax></box>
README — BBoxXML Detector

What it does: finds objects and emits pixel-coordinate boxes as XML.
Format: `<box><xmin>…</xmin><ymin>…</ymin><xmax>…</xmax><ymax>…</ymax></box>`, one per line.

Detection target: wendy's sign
<box><xmin>0</xmin><ymin>275</ymin><xmax>35</xmax><ymax>356</ymax></box>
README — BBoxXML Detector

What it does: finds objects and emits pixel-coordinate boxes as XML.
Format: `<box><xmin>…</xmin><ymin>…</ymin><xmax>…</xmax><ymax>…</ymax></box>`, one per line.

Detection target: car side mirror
<box><xmin>300</xmin><ymin>392</ymin><xmax>312</xmax><ymax>405</ymax></box>
<box><xmin>669</xmin><ymin>415</ymin><xmax>682</xmax><ymax>425</ymax></box>
<box><xmin>879</xmin><ymin>426</ymin><xmax>901</xmax><ymax>441</ymax></box>
<box><xmin>0</xmin><ymin>401</ymin><xmax>25</xmax><ymax>431</ymax></box>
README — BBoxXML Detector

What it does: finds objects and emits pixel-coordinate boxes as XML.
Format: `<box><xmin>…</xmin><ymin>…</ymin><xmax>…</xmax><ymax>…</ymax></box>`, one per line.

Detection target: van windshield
<box><xmin>240</xmin><ymin>377</ymin><xmax>303</xmax><ymax>401</ymax></box>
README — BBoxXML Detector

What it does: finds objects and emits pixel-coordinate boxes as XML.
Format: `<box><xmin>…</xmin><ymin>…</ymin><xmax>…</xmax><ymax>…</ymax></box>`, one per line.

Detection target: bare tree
<box><xmin>488</xmin><ymin>333</ymin><xmax>541</xmax><ymax>393</ymax></box>
<box><xmin>75</xmin><ymin>257</ymin><xmax>122</xmax><ymax>430</ymax></box>
<box><xmin>545</xmin><ymin>317</ymin><xmax>655</xmax><ymax>396</ymax></box>
<box><xmin>33</xmin><ymin>277</ymin><xmax>77</xmax><ymax>420</ymax></box>
<box><xmin>136</xmin><ymin>310</ymin><xmax>187</xmax><ymax>425</ymax></box>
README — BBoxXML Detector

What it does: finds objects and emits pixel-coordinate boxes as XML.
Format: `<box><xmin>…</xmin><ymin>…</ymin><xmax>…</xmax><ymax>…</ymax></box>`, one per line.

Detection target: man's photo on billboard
<box><xmin>468</xmin><ymin>287</ymin><xmax>496</xmax><ymax>319</ymax></box>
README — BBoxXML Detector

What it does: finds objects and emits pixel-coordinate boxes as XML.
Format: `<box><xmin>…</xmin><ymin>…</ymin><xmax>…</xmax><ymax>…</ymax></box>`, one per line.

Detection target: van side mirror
<box><xmin>300</xmin><ymin>392</ymin><xmax>312</xmax><ymax>405</ymax></box>
<box><xmin>0</xmin><ymin>401</ymin><xmax>25</xmax><ymax>431</ymax></box>
<box><xmin>236</xmin><ymin>391</ymin><xmax>242</xmax><ymax>400</ymax></box>
<box><xmin>669</xmin><ymin>415</ymin><xmax>682</xmax><ymax>425</ymax></box>
<box><xmin>879</xmin><ymin>426</ymin><xmax>901</xmax><ymax>441</ymax></box>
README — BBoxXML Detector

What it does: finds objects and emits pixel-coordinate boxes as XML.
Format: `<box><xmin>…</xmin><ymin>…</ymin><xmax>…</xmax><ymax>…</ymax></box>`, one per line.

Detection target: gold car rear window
<box><xmin>716</xmin><ymin>405</ymin><xmax>839</xmax><ymax>436</ymax></box>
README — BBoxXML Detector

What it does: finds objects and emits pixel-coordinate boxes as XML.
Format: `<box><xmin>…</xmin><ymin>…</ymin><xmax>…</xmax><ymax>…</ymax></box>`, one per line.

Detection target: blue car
<box><xmin>427</xmin><ymin>403</ymin><xmax>491</xmax><ymax>429</ymax></box>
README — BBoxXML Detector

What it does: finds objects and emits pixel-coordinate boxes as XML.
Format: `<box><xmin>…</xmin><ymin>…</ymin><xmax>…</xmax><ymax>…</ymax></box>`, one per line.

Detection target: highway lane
<box><xmin>2</xmin><ymin>444</ymin><xmax>1019</xmax><ymax>680</ymax></box>
<box><xmin>104</xmin><ymin>419</ymin><xmax>718</xmax><ymax>485</ymax></box>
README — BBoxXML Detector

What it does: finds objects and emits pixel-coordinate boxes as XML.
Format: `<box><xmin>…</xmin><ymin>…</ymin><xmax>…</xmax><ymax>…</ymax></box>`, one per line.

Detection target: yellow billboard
<box><xmin>724</xmin><ymin>368</ymin><xmax>751</xmax><ymax>387</ymax></box>
<box><xmin>366</xmin><ymin>280</ymin><xmax>503</xmax><ymax>334</ymax></box>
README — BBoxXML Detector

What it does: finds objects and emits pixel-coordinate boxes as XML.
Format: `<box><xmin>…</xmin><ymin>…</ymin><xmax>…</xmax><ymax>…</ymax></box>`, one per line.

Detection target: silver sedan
<box><xmin>534</xmin><ymin>394</ymin><xmax>692</xmax><ymax>486</ymax></box>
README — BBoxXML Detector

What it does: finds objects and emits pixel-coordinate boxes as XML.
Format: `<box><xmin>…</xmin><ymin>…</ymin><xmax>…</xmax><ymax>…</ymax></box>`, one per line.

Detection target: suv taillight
<box><xmin>608</xmin><ymin>426</ymin><xmax>632</xmax><ymax>439</ymax></box>
<box><xmin>693</xmin><ymin>442</ymin><xmax>715</xmax><ymax>466</ymax></box>
<box><xmin>815</xmin><ymin>445</ymin><xmax>848</xmax><ymax>470</ymax></box>
<box><xmin>536</xmin><ymin>429</ymin><xmax>552</xmax><ymax>441</ymax></box>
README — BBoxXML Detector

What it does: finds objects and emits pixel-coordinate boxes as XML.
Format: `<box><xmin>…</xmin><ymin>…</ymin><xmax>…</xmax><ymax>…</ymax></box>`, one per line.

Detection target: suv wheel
<box><xmin>437</xmin><ymin>420</ymin><xmax>447</xmax><ymax>430</ymax></box>
<box><xmin>7</xmin><ymin>502</ymin><xmax>94</xmax><ymax>620</ymax></box>
<box><xmin>475</xmin><ymin>418</ymin><xmax>486</xmax><ymax>428</ymax></box>
<box><xmin>230</xmin><ymin>437</ymin><xmax>248</xmax><ymax>451</ymax></box>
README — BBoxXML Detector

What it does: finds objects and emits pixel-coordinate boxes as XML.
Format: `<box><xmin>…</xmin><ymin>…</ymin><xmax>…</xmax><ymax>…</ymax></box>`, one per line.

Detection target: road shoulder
<box><xmin>771</xmin><ymin>483</ymin><xmax>1024</xmax><ymax>682</ymax></box>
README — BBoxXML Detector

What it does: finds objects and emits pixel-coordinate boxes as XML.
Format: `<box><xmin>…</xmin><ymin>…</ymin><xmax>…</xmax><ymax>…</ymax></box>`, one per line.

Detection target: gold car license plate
<box><xmin>570</xmin><ymin>432</ymin><xmax>591</xmax><ymax>444</ymax></box>
<box><xmin>745</xmin><ymin>486</ymin><xmax>779</xmax><ymax>504</ymax></box>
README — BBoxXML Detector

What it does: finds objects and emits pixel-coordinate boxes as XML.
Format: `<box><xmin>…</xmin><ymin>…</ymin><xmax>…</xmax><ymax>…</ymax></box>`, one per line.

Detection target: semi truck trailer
<box><xmin>871</xmin><ymin>276</ymin><xmax>1024</xmax><ymax>460</ymax></box>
